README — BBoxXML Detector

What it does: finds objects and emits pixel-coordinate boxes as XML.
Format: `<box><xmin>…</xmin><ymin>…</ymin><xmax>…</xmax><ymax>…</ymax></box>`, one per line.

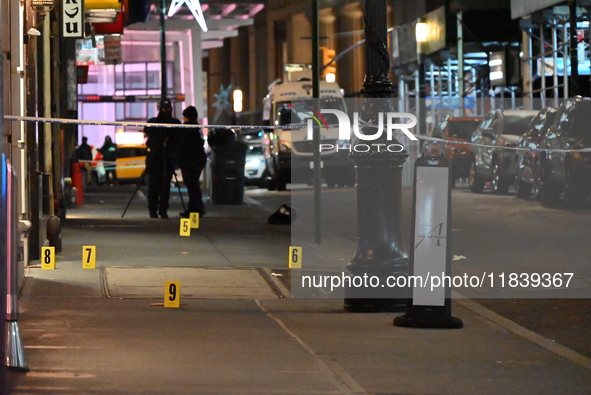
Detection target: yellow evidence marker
<box><xmin>82</xmin><ymin>246</ymin><xmax>97</xmax><ymax>269</ymax></box>
<box><xmin>41</xmin><ymin>246</ymin><xmax>56</xmax><ymax>270</ymax></box>
<box><xmin>179</xmin><ymin>218</ymin><xmax>191</xmax><ymax>236</ymax></box>
<box><xmin>164</xmin><ymin>281</ymin><xmax>181</xmax><ymax>308</ymax></box>
<box><xmin>190</xmin><ymin>212</ymin><xmax>200</xmax><ymax>229</ymax></box>
<box><xmin>288</xmin><ymin>246</ymin><xmax>302</xmax><ymax>269</ymax></box>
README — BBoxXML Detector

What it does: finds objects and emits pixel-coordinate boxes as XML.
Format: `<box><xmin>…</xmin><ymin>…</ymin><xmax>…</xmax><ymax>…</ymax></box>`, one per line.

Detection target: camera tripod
<box><xmin>121</xmin><ymin>165</ymin><xmax>186</xmax><ymax>218</ymax></box>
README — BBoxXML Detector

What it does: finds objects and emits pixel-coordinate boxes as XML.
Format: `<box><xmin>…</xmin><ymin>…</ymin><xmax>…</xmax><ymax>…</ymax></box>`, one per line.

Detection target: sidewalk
<box><xmin>7</xmin><ymin>184</ymin><xmax>591</xmax><ymax>394</ymax></box>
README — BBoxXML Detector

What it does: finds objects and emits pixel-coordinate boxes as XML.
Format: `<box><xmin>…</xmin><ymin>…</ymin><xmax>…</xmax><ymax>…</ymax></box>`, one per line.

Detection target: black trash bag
<box><xmin>267</xmin><ymin>204</ymin><xmax>295</xmax><ymax>225</ymax></box>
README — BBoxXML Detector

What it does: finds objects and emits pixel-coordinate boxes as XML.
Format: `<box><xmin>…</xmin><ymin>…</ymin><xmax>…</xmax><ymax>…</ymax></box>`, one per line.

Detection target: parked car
<box><xmin>469</xmin><ymin>109</ymin><xmax>538</xmax><ymax>193</ymax></box>
<box><xmin>486</xmin><ymin>107</ymin><xmax>558</xmax><ymax>198</ymax></box>
<box><xmin>539</xmin><ymin>97</ymin><xmax>591</xmax><ymax>208</ymax></box>
<box><xmin>427</xmin><ymin>116</ymin><xmax>483</xmax><ymax>186</ymax></box>
<box><xmin>241</xmin><ymin>130</ymin><xmax>270</xmax><ymax>188</ymax></box>
<box><xmin>245</xmin><ymin>144</ymin><xmax>270</xmax><ymax>187</ymax></box>
<box><xmin>514</xmin><ymin>107</ymin><xmax>559</xmax><ymax>199</ymax></box>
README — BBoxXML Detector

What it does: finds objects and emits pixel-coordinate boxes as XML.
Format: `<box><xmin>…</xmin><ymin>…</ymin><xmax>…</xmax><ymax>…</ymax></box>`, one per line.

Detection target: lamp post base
<box><xmin>394</xmin><ymin>310</ymin><xmax>463</xmax><ymax>329</ymax></box>
<box><xmin>344</xmin><ymin>151</ymin><xmax>409</xmax><ymax>313</ymax></box>
<box><xmin>344</xmin><ymin>297</ymin><xmax>407</xmax><ymax>313</ymax></box>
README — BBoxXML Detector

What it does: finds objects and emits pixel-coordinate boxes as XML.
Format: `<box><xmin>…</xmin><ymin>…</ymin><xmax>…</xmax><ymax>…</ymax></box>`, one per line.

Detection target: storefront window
<box><xmin>112</xmin><ymin>62</ymin><xmax>175</xmax><ymax>94</ymax></box>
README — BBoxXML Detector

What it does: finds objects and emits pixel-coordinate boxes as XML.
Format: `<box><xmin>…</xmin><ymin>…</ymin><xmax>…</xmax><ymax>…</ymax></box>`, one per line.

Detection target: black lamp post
<box><xmin>160</xmin><ymin>0</ymin><xmax>168</xmax><ymax>104</ymax></box>
<box><xmin>0</xmin><ymin>15</ymin><xmax>6</xmax><ymax>389</ymax></box>
<box><xmin>416</xmin><ymin>19</ymin><xmax>428</xmax><ymax>136</ymax></box>
<box><xmin>569</xmin><ymin>0</ymin><xmax>580</xmax><ymax>96</ymax></box>
<box><xmin>343</xmin><ymin>0</ymin><xmax>410</xmax><ymax>312</ymax></box>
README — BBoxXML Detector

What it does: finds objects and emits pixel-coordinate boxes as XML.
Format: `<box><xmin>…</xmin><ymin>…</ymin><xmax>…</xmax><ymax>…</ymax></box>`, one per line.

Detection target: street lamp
<box><xmin>160</xmin><ymin>0</ymin><xmax>168</xmax><ymax>104</ymax></box>
<box><xmin>233</xmin><ymin>88</ymin><xmax>243</xmax><ymax>126</ymax></box>
<box><xmin>415</xmin><ymin>22</ymin><xmax>428</xmax><ymax>44</ymax></box>
<box><xmin>343</xmin><ymin>0</ymin><xmax>409</xmax><ymax>312</ymax></box>
<box><xmin>232</xmin><ymin>89</ymin><xmax>243</xmax><ymax>113</ymax></box>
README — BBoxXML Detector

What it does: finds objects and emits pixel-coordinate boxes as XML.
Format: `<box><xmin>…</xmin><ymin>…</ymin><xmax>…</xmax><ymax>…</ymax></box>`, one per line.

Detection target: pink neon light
<box><xmin>178</xmin><ymin>37</ymin><xmax>187</xmax><ymax>107</ymax></box>
<box><xmin>249</xmin><ymin>4</ymin><xmax>265</xmax><ymax>17</ymax></box>
<box><xmin>186</xmin><ymin>30</ymin><xmax>195</xmax><ymax>107</ymax></box>
<box><xmin>221</xmin><ymin>4</ymin><xmax>236</xmax><ymax>17</ymax></box>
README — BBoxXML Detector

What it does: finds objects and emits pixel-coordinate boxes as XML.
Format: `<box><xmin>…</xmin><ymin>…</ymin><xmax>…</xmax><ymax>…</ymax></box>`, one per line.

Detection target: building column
<box><xmin>287</xmin><ymin>13</ymin><xmax>311</xmax><ymax>64</ymax></box>
<box><xmin>190</xmin><ymin>27</ymin><xmax>204</xmax><ymax>117</ymax></box>
<box><xmin>338</xmin><ymin>2</ymin><xmax>364</xmax><ymax>96</ymax></box>
<box><xmin>247</xmin><ymin>24</ymin><xmax>257</xmax><ymax>111</ymax></box>
<box><xmin>319</xmin><ymin>8</ymin><xmax>336</xmax><ymax>51</ymax></box>
<box><xmin>229</xmin><ymin>28</ymin><xmax>249</xmax><ymax>106</ymax></box>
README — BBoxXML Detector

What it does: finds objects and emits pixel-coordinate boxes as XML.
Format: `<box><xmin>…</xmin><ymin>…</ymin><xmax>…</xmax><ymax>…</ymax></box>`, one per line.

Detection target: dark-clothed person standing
<box><xmin>99</xmin><ymin>136</ymin><xmax>118</xmax><ymax>185</ymax></box>
<box><xmin>74</xmin><ymin>136</ymin><xmax>93</xmax><ymax>183</ymax></box>
<box><xmin>144</xmin><ymin>99</ymin><xmax>181</xmax><ymax>219</ymax></box>
<box><xmin>177</xmin><ymin>106</ymin><xmax>207</xmax><ymax>217</ymax></box>
<box><xmin>74</xmin><ymin>136</ymin><xmax>93</xmax><ymax>162</ymax></box>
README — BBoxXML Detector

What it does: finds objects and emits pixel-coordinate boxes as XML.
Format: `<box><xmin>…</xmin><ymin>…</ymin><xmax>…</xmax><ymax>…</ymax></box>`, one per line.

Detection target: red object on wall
<box><xmin>93</xmin><ymin>11</ymin><xmax>124</xmax><ymax>35</ymax></box>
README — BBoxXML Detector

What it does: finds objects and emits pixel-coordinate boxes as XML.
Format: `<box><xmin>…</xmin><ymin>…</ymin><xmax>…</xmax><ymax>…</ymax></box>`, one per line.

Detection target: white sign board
<box><xmin>63</xmin><ymin>0</ymin><xmax>84</xmax><ymax>38</ymax></box>
<box><xmin>412</xmin><ymin>166</ymin><xmax>448</xmax><ymax>306</ymax></box>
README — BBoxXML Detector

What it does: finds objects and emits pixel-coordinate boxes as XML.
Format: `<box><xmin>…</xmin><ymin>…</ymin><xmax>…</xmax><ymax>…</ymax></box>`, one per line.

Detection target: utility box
<box><xmin>208</xmin><ymin>129</ymin><xmax>247</xmax><ymax>205</ymax></box>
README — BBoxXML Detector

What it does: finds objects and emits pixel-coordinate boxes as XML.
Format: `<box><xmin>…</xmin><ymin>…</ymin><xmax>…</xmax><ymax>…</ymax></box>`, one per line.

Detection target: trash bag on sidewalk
<box><xmin>267</xmin><ymin>204</ymin><xmax>295</xmax><ymax>224</ymax></box>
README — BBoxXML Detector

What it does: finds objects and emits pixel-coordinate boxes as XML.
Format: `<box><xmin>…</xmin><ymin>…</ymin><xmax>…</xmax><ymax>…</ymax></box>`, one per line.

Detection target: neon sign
<box><xmin>168</xmin><ymin>0</ymin><xmax>208</xmax><ymax>32</ymax></box>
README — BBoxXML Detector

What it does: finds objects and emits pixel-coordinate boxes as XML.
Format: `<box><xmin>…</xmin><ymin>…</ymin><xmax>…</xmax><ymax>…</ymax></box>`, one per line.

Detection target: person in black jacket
<box><xmin>74</xmin><ymin>136</ymin><xmax>93</xmax><ymax>162</ymax></box>
<box><xmin>73</xmin><ymin>136</ymin><xmax>93</xmax><ymax>184</ymax></box>
<box><xmin>176</xmin><ymin>106</ymin><xmax>207</xmax><ymax>218</ymax></box>
<box><xmin>144</xmin><ymin>99</ymin><xmax>181</xmax><ymax>219</ymax></box>
<box><xmin>99</xmin><ymin>136</ymin><xmax>118</xmax><ymax>185</ymax></box>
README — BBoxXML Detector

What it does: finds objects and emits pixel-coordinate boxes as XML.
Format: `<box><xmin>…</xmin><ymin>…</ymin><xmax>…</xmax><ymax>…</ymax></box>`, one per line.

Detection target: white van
<box><xmin>262</xmin><ymin>67</ymin><xmax>354</xmax><ymax>190</ymax></box>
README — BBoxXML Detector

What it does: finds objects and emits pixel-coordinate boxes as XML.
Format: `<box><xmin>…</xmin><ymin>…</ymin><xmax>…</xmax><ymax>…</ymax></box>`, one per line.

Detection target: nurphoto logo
<box><xmin>305</xmin><ymin>109</ymin><xmax>418</xmax><ymax>153</ymax></box>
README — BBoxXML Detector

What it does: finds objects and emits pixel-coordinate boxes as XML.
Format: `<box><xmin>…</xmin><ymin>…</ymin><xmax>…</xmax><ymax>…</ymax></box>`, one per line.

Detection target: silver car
<box><xmin>469</xmin><ymin>109</ymin><xmax>538</xmax><ymax>194</ymax></box>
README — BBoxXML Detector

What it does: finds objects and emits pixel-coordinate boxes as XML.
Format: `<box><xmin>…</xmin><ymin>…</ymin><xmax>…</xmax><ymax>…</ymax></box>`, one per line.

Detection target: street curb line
<box><xmin>243</xmin><ymin>195</ymin><xmax>262</xmax><ymax>206</ymax></box>
<box><xmin>255</xmin><ymin>300</ymin><xmax>366</xmax><ymax>395</ymax></box>
<box><xmin>452</xmin><ymin>291</ymin><xmax>591</xmax><ymax>370</ymax></box>
<box><xmin>261</xmin><ymin>268</ymin><xmax>291</xmax><ymax>299</ymax></box>
<box><xmin>99</xmin><ymin>267</ymin><xmax>111</xmax><ymax>299</ymax></box>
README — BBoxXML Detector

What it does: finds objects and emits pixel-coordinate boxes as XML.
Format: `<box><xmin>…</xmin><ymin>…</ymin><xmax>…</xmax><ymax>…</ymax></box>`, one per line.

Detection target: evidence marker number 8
<box><xmin>41</xmin><ymin>246</ymin><xmax>56</xmax><ymax>270</ymax></box>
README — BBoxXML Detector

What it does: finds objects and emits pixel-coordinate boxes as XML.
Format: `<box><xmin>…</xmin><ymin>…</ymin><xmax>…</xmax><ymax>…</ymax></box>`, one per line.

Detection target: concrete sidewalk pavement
<box><xmin>6</xmin><ymin>184</ymin><xmax>591</xmax><ymax>394</ymax></box>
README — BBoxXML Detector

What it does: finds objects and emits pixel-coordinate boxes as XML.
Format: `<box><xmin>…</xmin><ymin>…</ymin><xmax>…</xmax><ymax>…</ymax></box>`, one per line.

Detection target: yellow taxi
<box><xmin>114</xmin><ymin>144</ymin><xmax>147</xmax><ymax>184</ymax></box>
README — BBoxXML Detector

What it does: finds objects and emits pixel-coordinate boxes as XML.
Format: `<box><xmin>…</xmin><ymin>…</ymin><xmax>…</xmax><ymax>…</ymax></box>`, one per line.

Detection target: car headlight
<box><xmin>246</xmin><ymin>158</ymin><xmax>262</xmax><ymax>168</ymax></box>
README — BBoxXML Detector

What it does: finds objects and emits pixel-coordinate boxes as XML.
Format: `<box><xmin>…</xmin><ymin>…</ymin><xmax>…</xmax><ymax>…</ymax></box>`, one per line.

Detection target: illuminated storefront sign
<box><xmin>168</xmin><ymin>0</ymin><xmax>208</xmax><ymax>32</ymax></box>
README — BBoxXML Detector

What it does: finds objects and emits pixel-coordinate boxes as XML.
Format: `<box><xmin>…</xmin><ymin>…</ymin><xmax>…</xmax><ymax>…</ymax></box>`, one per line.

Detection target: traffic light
<box><xmin>320</xmin><ymin>46</ymin><xmax>337</xmax><ymax>82</ymax></box>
